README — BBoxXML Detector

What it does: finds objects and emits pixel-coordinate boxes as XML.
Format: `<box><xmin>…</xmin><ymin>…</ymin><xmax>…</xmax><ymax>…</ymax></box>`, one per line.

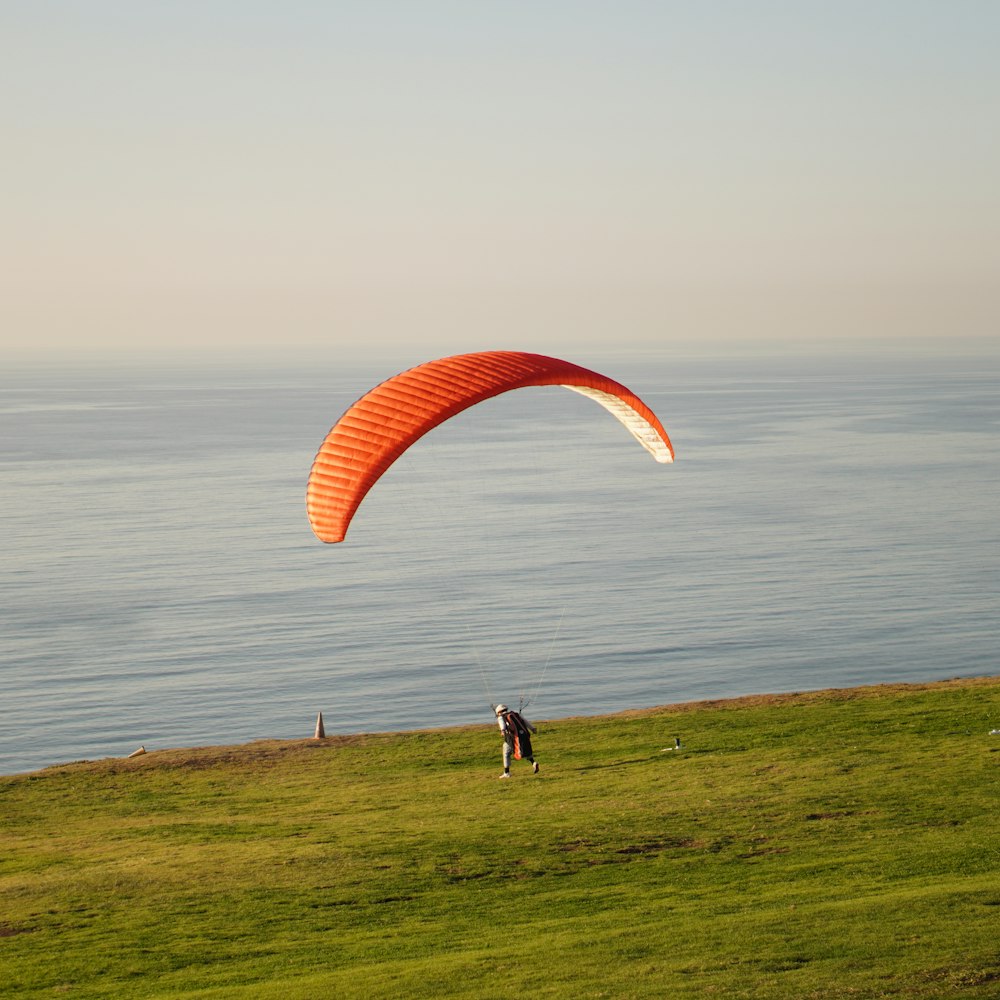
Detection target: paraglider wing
<box><xmin>306</xmin><ymin>350</ymin><xmax>673</xmax><ymax>543</ymax></box>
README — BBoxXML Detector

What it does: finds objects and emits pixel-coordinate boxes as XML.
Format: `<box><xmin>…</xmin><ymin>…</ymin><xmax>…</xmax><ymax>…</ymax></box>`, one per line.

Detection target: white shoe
<box><xmin>499</xmin><ymin>772</ymin><xmax>510</xmax><ymax>779</ymax></box>
<box><xmin>532</xmin><ymin>761</ymin><xmax>539</xmax><ymax>774</ymax></box>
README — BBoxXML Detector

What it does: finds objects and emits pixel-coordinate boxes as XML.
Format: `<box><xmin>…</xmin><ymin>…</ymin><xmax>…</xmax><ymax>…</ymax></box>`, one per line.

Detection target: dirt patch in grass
<box><xmin>919</xmin><ymin>965</ymin><xmax>1000</xmax><ymax>988</ymax></box>
<box><xmin>38</xmin><ymin>735</ymin><xmax>379</xmax><ymax>776</ymax></box>
<box><xmin>616</xmin><ymin>837</ymin><xmax>702</xmax><ymax>854</ymax></box>
<box><xmin>0</xmin><ymin>924</ymin><xmax>36</xmax><ymax>938</ymax></box>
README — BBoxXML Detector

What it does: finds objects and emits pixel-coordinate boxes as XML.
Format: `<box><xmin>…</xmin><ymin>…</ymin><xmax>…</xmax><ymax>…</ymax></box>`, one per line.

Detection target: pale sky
<box><xmin>3</xmin><ymin>1</ymin><xmax>998</xmax><ymax>361</ymax></box>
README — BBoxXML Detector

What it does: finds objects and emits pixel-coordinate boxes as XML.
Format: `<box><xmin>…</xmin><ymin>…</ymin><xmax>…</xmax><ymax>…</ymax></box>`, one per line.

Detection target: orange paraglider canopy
<box><xmin>306</xmin><ymin>350</ymin><xmax>673</xmax><ymax>543</ymax></box>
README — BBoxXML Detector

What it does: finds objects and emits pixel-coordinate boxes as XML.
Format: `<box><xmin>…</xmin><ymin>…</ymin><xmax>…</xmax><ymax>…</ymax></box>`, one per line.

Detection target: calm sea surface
<box><xmin>3</xmin><ymin>347</ymin><xmax>999</xmax><ymax>774</ymax></box>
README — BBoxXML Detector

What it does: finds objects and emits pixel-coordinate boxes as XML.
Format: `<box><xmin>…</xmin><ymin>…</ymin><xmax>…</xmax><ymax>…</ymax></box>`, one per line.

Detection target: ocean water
<box><xmin>2</xmin><ymin>347</ymin><xmax>999</xmax><ymax>775</ymax></box>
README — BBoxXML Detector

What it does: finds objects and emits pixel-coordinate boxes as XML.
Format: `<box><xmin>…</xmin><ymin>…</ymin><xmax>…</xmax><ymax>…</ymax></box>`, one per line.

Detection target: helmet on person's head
<box><xmin>495</xmin><ymin>704</ymin><xmax>508</xmax><ymax>716</ymax></box>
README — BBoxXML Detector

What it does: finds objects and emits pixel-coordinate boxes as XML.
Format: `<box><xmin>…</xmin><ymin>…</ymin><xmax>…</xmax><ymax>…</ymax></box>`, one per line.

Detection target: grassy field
<box><xmin>2</xmin><ymin>677</ymin><xmax>1000</xmax><ymax>998</ymax></box>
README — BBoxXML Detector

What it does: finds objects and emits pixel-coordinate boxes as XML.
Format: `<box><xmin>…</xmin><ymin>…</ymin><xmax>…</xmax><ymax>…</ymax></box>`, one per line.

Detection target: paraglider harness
<box><xmin>498</xmin><ymin>708</ymin><xmax>534</xmax><ymax>761</ymax></box>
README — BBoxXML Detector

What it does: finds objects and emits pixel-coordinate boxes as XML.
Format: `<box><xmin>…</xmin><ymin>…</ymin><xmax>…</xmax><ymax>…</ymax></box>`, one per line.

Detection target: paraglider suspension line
<box><xmin>522</xmin><ymin>607</ymin><xmax>565</xmax><ymax>712</ymax></box>
<box><xmin>463</xmin><ymin>621</ymin><xmax>495</xmax><ymax>707</ymax></box>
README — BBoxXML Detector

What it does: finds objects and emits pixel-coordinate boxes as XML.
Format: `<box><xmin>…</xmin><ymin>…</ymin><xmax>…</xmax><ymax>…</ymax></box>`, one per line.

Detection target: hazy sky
<box><xmin>4</xmin><ymin>1</ymin><xmax>998</xmax><ymax>360</ymax></box>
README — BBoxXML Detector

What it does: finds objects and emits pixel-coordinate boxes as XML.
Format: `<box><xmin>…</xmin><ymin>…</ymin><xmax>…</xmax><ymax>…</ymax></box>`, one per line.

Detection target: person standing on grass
<box><xmin>495</xmin><ymin>704</ymin><xmax>539</xmax><ymax>779</ymax></box>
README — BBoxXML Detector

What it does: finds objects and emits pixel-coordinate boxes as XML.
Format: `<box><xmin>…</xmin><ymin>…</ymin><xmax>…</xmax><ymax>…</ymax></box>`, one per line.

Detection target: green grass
<box><xmin>3</xmin><ymin>677</ymin><xmax>1000</xmax><ymax>998</ymax></box>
